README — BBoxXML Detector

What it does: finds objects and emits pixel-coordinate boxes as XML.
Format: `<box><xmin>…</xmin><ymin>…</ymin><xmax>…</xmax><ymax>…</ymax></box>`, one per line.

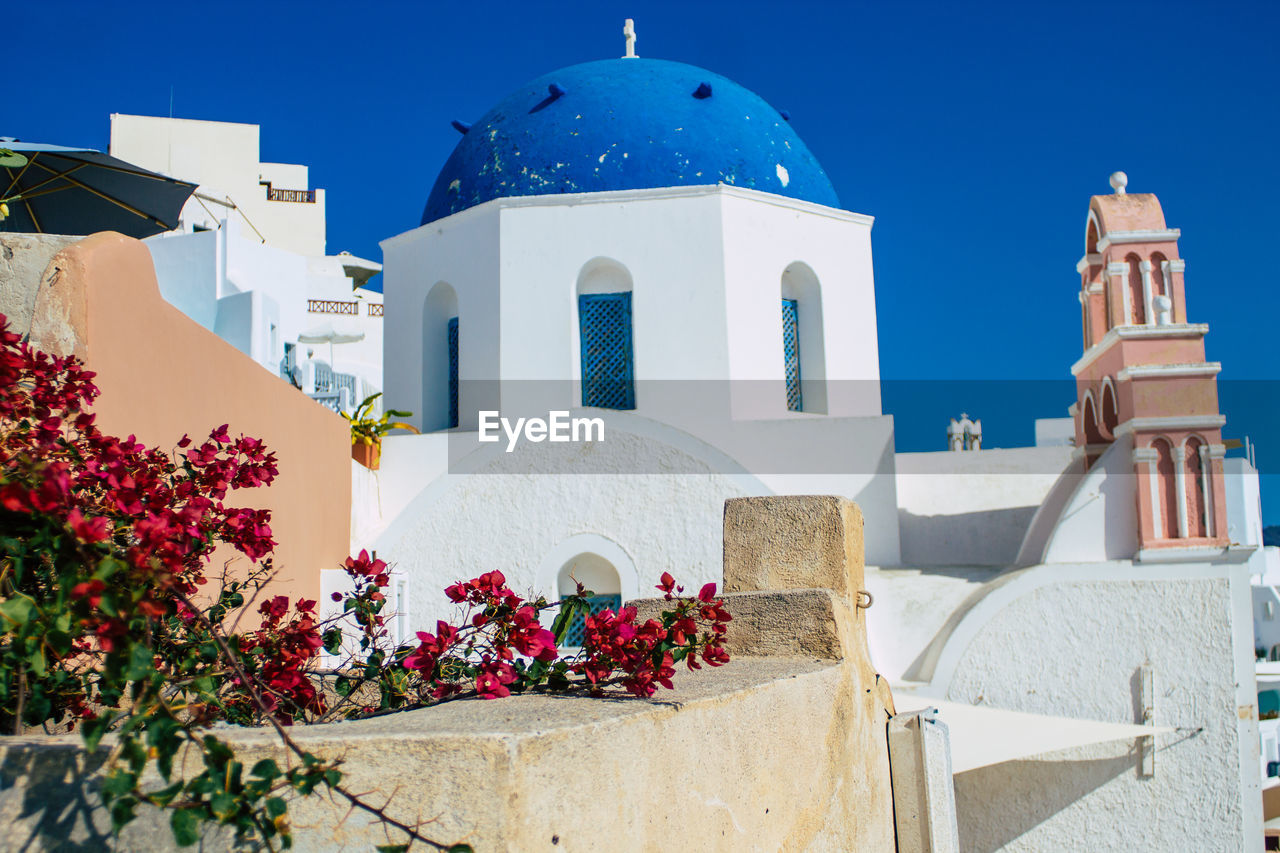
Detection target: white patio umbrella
<box><xmin>297</xmin><ymin>322</ymin><xmax>365</xmax><ymax>371</ymax></box>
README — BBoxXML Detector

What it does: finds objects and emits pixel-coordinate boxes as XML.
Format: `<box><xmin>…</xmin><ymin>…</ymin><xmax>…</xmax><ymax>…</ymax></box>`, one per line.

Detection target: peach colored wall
<box><xmin>1129</xmin><ymin>377</ymin><xmax>1219</xmax><ymax>420</ymax></box>
<box><xmin>34</xmin><ymin>233</ymin><xmax>350</xmax><ymax>604</ymax></box>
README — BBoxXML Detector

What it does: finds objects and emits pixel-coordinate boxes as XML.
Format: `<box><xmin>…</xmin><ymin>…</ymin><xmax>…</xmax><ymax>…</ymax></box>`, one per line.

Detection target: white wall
<box><xmin>110</xmin><ymin>114</ymin><xmax>326</xmax><ymax>257</ymax></box>
<box><xmin>895</xmin><ymin>446</ymin><xmax>1075</xmax><ymax>567</ymax></box>
<box><xmin>720</xmin><ymin>190</ymin><xmax>881</xmax><ymax>419</ymax></box>
<box><xmin>381</xmin><ymin>208</ymin><xmax>500</xmax><ymax>428</ymax></box>
<box><xmin>144</xmin><ymin>230</ymin><xmax>219</xmax><ymax>330</ymax></box>
<box><xmin>362</xmin><ymin>421</ymin><xmax>766</xmax><ymax>633</ymax></box>
<box><xmin>921</xmin><ymin>560</ymin><xmax>1260</xmax><ymax>852</ymax></box>
<box><xmin>1036</xmin><ymin>436</ymin><xmax>1139</xmax><ymax>564</ymax></box>
<box><xmin>381</xmin><ymin>185</ymin><xmax>883</xmax><ymax>434</ymax></box>
<box><xmin>145</xmin><ymin>219</ymin><xmax>383</xmax><ymax>386</ymax></box>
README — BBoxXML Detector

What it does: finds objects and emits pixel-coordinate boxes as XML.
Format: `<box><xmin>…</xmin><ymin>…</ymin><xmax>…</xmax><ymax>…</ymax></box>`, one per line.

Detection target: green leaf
<box><xmin>102</xmin><ymin>768</ymin><xmax>137</xmax><ymax>797</ymax></box>
<box><xmin>149</xmin><ymin>781</ymin><xmax>184</xmax><ymax>808</ymax></box>
<box><xmin>376</xmin><ymin>846</ymin><xmax>410</xmax><ymax>853</ymax></box>
<box><xmin>322</xmin><ymin>628</ymin><xmax>343</xmax><ymax>655</ymax></box>
<box><xmin>81</xmin><ymin>712</ymin><xmax>116</xmax><ymax>752</ymax></box>
<box><xmin>550</xmin><ymin>599</ymin><xmax>582</xmax><ymax>645</ymax></box>
<box><xmin>251</xmin><ymin>758</ymin><xmax>282</xmax><ymax>781</ymax></box>
<box><xmin>26</xmin><ymin>645</ymin><xmax>46</xmax><ymax>677</ymax></box>
<box><xmin>322</xmin><ymin>768</ymin><xmax>342</xmax><ymax>788</ymax></box>
<box><xmin>123</xmin><ymin>644</ymin><xmax>152</xmax><ymax>681</ymax></box>
<box><xmin>0</xmin><ymin>596</ymin><xmax>33</xmax><ymax>626</ymax></box>
<box><xmin>94</xmin><ymin>555</ymin><xmax>126</xmax><ymax>579</ymax></box>
<box><xmin>265</xmin><ymin>796</ymin><xmax>288</xmax><ymax>818</ymax></box>
<box><xmin>448</xmin><ymin>845</ymin><xmax>475</xmax><ymax>853</ymax></box>
<box><xmin>109</xmin><ymin>797</ymin><xmax>138</xmax><ymax>833</ymax></box>
<box><xmin>210</xmin><ymin>792</ymin><xmax>237</xmax><ymax>821</ymax></box>
<box><xmin>170</xmin><ymin>808</ymin><xmax>201</xmax><ymax>847</ymax></box>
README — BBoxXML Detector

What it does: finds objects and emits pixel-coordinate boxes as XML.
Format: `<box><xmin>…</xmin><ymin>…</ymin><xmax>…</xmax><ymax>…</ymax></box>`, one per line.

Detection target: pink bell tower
<box><xmin>1072</xmin><ymin>172</ymin><xmax>1228</xmax><ymax>555</ymax></box>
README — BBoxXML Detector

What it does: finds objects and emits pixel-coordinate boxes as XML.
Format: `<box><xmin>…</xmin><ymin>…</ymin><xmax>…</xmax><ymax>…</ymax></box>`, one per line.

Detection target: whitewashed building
<box><xmin>109</xmin><ymin>115</ymin><xmax>383</xmax><ymax>408</ymax></box>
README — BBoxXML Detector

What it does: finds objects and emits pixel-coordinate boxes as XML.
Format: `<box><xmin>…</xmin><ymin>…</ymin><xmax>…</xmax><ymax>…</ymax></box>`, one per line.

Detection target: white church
<box><xmin>335</xmin><ymin>28</ymin><xmax>1274</xmax><ymax>851</ymax></box>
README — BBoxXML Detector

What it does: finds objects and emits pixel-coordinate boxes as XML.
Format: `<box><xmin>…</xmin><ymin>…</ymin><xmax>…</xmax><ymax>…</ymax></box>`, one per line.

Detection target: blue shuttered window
<box><xmin>447</xmin><ymin>316</ymin><xmax>459</xmax><ymax>428</ymax></box>
<box><xmin>782</xmin><ymin>298</ymin><xmax>802</xmax><ymax>412</ymax></box>
<box><xmin>578</xmin><ymin>292</ymin><xmax>635</xmax><ymax>410</ymax></box>
<box><xmin>563</xmin><ymin>594</ymin><xmax>623</xmax><ymax>648</ymax></box>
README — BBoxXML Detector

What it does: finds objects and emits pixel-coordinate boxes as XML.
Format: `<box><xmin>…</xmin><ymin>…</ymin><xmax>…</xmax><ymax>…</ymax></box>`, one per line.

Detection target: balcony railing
<box><xmin>369</xmin><ymin>303</ymin><xmax>384</xmax><ymax>317</ymax></box>
<box><xmin>308</xmin><ymin>299</ymin><xmax>359</xmax><ymax>315</ymax></box>
<box><xmin>265</xmin><ymin>186</ymin><xmax>315</xmax><ymax>203</ymax></box>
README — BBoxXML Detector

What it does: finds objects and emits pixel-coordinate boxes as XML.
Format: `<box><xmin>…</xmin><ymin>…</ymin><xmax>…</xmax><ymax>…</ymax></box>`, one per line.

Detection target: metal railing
<box><xmin>308</xmin><ymin>299</ymin><xmax>359</xmax><ymax>315</ymax></box>
<box><xmin>265</xmin><ymin>186</ymin><xmax>316</xmax><ymax>203</ymax></box>
<box><xmin>309</xmin><ymin>390</ymin><xmax>349</xmax><ymax>414</ymax></box>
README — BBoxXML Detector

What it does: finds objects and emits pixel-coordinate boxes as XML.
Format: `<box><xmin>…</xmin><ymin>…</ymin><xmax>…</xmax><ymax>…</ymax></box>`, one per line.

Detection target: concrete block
<box><xmin>631</xmin><ymin>588</ymin><xmax>853</xmax><ymax>660</ymax></box>
<box><xmin>723</xmin><ymin>495</ymin><xmax>865</xmax><ymax>601</ymax></box>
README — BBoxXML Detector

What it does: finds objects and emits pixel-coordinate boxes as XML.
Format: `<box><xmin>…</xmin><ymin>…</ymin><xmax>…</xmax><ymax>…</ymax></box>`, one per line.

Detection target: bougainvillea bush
<box><xmin>0</xmin><ymin>313</ymin><xmax>731</xmax><ymax>851</ymax></box>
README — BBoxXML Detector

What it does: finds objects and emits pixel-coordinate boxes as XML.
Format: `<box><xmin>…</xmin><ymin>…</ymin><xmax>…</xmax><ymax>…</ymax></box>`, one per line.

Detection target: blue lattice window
<box><xmin>579</xmin><ymin>292</ymin><xmax>635</xmax><ymax>409</ymax></box>
<box><xmin>563</xmin><ymin>594</ymin><xmax>623</xmax><ymax>647</ymax></box>
<box><xmin>782</xmin><ymin>298</ymin><xmax>802</xmax><ymax>411</ymax></box>
<box><xmin>447</xmin><ymin>316</ymin><xmax>459</xmax><ymax>428</ymax></box>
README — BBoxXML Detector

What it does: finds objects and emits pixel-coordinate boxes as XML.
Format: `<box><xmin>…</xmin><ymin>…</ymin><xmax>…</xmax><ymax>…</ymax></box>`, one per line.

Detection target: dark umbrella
<box><xmin>0</xmin><ymin>139</ymin><xmax>197</xmax><ymax>239</ymax></box>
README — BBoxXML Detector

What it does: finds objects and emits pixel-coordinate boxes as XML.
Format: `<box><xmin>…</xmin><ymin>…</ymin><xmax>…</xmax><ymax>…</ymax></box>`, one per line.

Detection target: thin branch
<box><xmin>174</xmin><ymin>592</ymin><xmax>453</xmax><ymax>851</ymax></box>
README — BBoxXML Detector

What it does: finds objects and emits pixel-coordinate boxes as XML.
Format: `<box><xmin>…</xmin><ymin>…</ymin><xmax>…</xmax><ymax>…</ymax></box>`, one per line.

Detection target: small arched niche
<box><xmin>557</xmin><ymin>552</ymin><xmax>623</xmax><ymax>647</ymax></box>
<box><xmin>781</xmin><ymin>262</ymin><xmax>827</xmax><ymax>413</ymax></box>
<box><xmin>422</xmin><ymin>281</ymin><xmax>459</xmax><ymax>431</ymax></box>
<box><xmin>576</xmin><ymin>257</ymin><xmax>636</xmax><ymax>410</ymax></box>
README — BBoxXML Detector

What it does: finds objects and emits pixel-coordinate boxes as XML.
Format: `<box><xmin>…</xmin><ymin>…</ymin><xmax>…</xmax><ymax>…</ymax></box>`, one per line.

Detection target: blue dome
<box><xmin>421</xmin><ymin>58</ymin><xmax>839</xmax><ymax>225</ymax></box>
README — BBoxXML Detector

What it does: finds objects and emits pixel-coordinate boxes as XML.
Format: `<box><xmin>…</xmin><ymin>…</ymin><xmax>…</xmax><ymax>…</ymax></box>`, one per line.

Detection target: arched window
<box><xmin>1127</xmin><ymin>254</ymin><xmax>1145</xmax><ymax>325</ymax></box>
<box><xmin>1080</xmin><ymin>392</ymin><xmax>1103</xmax><ymax>446</ymax></box>
<box><xmin>423</xmin><ymin>282</ymin><xmax>459</xmax><ymax>431</ymax></box>
<box><xmin>1184</xmin><ymin>436</ymin><xmax>1208</xmax><ymax>538</ymax></box>
<box><xmin>576</xmin><ymin>259</ymin><xmax>635</xmax><ymax>410</ymax></box>
<box><xmin>557</xmin><ymin>553</ymin><xmax>622</xmax><ymax>647</ymax></box>
<box><xmin>781</xmin><ymin>263</ymin><xmax>827</xmax><ymax>413</ymax></box>
<box><xmin>1153</xmin><ymin>438</ymin><xmax>1179</xmax><ymax>540</ymax></box>
<box><xmin>1100</xmin><ymin>379</ymin><xmax>1119</xmax><ymax>438</ymax></box>
<box><xmin>1085</xmin><ymin>216</ymin><xmax>1100</xmax><ymax>256</ymax></box>
<box><xmin>1151</xmin><ymin>252</ymin><xmax>1171</xmax><ymax>321</ymax></box>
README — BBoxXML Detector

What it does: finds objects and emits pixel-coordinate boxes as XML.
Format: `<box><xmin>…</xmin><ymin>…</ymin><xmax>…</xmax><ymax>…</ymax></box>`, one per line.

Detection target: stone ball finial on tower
<box><xmin>1109</xmin><ymin>171</ymin><xmax>1128</xmax><ymax>195</ymax></box>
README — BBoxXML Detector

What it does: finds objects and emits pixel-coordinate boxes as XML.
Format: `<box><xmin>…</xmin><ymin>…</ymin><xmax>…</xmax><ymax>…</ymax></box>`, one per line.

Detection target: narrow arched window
<box><xmin>576</xmin><ymin>259</ymin><xmax>636</xmax><ymax>411</ymax></box>
<box><xmin>1185</xmin><ymin>436</ymin><xmax>1208</xmax><ymax>538</ymax></box>
<box><xmin>578</xmin><ymin>292</ymin><xmax>635</xmax><ymax>409</ymax></box>
<box><xmin>423</xmin><ymin>281</ymin><xmax>459</xmax><ymax>431</ymax></box>
<box><xmin>782</xmin><ymin>298</ymin><xmax>802</xmax><ymax>411</ymax></box>
<box><xmin>1154</xmin><ymin>438</ymin><xmax>1179</xmax><ymax>540</ymax></box>
<box><xmin>1100</xmin><ymin>380</ymin><xmax>1118</xmax><ymax>437</ymax></box>
<box><xmin>447</xmin><ymin>316</ymin><xmax>459</xmax><ymax>428</ymax></box>
<box><xmin>1127</xmin><ymin>254</ymin><xmax>1145</xmax><ymax>325</ymax></box>
<box><xmin>780</xmin><ymin>263</ymin><xmax>826</xmax><ymax>413</ymax></box>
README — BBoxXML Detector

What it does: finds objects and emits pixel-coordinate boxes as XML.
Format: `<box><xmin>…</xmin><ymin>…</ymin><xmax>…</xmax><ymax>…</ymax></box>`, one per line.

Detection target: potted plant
<box><xmin>342</xmin><ymin>393</ymin><xmax>419</xmax><ymax>470</ymax></box>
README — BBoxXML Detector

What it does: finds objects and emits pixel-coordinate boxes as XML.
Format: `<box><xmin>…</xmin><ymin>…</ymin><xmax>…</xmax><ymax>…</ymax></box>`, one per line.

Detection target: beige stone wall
<box><xmin>0</xmin><ymin>495</ymin><xmax>901</xmax><ymax>852</ymax></box>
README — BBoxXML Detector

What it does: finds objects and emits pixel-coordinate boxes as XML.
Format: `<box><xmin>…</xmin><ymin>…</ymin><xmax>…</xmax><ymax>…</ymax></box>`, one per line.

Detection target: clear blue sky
<box><xmin>10</xmin><ymin>1</ymin><xmax>1279</xmax><ymax>522</ymax></box>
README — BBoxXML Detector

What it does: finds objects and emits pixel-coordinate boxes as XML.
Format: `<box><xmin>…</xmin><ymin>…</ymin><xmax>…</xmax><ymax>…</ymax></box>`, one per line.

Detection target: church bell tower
<box><xmin>1071</xmin><ymin>172</ymin><xmax>1229</xmax><ymax>555</ymax></box>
